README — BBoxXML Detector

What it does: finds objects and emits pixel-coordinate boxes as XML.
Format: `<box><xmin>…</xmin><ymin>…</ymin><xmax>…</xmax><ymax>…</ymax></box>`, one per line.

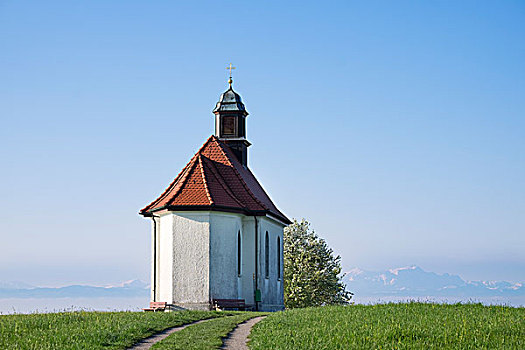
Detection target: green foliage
<box><xmin>0</xmin><ymin>310</ymin><xmax>225</xmax><ymax>349</ymax></box>
<box><xmin>153</xmin><ymin>312</ymin><xmax>260</xmax><ymax>350</ymax></box>
<box><xmin>249</xmin><ymin>303</ymin><xmax>525</xmax><ymax>349</ymax></box>
<box><xmin>283</xmin><ymin>219</ymin><xmax>352</xmax><ymax>308</ymax></box>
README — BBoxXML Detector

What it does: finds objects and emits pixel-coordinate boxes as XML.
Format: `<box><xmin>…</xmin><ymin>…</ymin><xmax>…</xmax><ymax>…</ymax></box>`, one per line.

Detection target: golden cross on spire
<box><xmin>226</xmin><ymin>63</ymin><xmax>236</xmax><ymax>87</ymax></box>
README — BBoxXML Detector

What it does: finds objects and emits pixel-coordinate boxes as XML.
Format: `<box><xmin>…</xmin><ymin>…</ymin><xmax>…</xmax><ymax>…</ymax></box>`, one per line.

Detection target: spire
<box><xmin>213</xmin><ymin>63</ymin><xmax>248</xmax><ymax>115</ymax></box>
<box><xmin>227</xmin><ymin>63</ymin><xmax>235</xmax><ymax>88</ymax></box>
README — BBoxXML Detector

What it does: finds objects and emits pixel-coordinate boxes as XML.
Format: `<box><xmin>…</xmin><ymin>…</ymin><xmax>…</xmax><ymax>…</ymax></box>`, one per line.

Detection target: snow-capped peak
<box><xmin>346</xmin><ymin>268</ymin><xmax>364</xmax><ymax>275</ymax></box>
<box><xmin>389</xmin><ymin>265</ymin><xmax>419</xmax><ymax>275</ymax></box>
<box><xmin>104</xmin><ymin>279</ymin><xmax>149</xmax><ymax>289</ymax></box>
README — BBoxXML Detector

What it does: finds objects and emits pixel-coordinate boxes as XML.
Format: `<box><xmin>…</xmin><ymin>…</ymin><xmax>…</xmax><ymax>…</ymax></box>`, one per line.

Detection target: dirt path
<box><xmin>221</xmin><ymin>316</ymin><xmax>266</xmax><ymax>350</ymax></box>
<box><xmin>127</xmin><ymin>318</ymin><xmax>213</xmax><ymax>350</ymax></box>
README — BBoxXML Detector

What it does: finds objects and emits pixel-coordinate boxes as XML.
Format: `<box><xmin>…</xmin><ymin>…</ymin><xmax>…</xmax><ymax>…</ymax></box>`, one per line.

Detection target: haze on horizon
<box><xmin>1</xmin><ymin>1</ymin><xmax>524</xmax><ymax>287</ymax></box>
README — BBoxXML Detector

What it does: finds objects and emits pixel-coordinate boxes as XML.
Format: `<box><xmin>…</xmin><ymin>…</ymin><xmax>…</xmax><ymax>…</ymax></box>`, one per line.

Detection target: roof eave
<box><xmin>265</xmin><ymin>213</ymin><xmax>292</xmax><ymax>226</ymax></box>
<box><xmin>140</xmin><ymin>205</ymin><xmax>288</xmax><ymax>222</ymax></box>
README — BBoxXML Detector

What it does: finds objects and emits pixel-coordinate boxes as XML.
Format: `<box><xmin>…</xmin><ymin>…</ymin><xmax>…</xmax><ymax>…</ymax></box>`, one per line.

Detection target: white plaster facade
<box><xmin>151</xmin><ymin>210</ymin><xmax>285</xmax><ymax>311</ymax></box>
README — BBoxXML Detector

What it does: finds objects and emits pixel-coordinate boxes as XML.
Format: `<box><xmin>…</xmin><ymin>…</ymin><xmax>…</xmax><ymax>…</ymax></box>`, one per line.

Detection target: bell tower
<box><xmin>213</xmin><ymin>64</ymin><xmax>251</xmax><ymax>166</ymax></box>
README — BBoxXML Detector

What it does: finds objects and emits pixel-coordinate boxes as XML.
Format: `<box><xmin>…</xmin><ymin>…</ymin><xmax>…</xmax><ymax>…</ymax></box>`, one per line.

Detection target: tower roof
<box><xmin>212</xmin><ymin>87</ymin><xmax>248</xmax><ymax>115</ymax></box>
<box><xmin>140</xmin><ymin>136</ymin><xmax>290</xmax><ymax>224</ymax></box>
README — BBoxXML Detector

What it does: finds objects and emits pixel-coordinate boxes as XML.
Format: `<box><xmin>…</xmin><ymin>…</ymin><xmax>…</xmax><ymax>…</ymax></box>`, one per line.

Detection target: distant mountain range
<box><xmin>2</xmin><ymin>267</ymin><xmax>523</xmax><ymax>300</ymax></box>
<box><xmin>343</xmin><ymin>266</ymin><xmax>524</xmax><ymax>297</ymax></box>
<box><xmin>0</xmin><ymin>280</ymin><xmax>149</xmax><ymax>298</ymax></box>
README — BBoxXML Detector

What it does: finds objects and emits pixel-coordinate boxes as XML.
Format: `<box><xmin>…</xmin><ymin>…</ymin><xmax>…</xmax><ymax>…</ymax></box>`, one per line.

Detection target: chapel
<box><xmin>140</xmin><ymin>74</ymin><xmax>291</xmax><ymax>311</ymax></box>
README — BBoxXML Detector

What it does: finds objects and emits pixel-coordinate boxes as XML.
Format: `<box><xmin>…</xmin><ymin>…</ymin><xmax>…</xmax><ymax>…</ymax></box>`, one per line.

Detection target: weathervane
<box><xmin>226</xmin><ymin>63</ymin><xmax>236</xmax><ymax>87</ymax></box>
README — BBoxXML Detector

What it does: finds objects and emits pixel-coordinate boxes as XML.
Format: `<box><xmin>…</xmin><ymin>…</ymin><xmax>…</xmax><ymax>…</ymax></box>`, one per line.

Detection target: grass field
<box><xmin>1</xmin><ymin>303</ymin><xmax>523</xmax><ymax>349</ymax></box>
<box><xmin>249</xmin><ymin>303</ymin><xmax>525</xmax><ymax>349</ymax></box>
<box><xmin>152</xmin><ymin>312</ymin><xmax>258</xmax><ymax>350</ymax></box>
<box><xmin>0</xmin><ymin>310</ymin><xmax>228</xmax><ymax>349</ymax></box>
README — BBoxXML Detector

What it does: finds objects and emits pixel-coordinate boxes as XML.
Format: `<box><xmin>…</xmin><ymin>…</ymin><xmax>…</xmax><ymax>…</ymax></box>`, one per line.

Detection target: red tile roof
<box><xmin>140</xmin><ymin>136</ymin><xmax>291</xmax><ymax>224</ymax></box>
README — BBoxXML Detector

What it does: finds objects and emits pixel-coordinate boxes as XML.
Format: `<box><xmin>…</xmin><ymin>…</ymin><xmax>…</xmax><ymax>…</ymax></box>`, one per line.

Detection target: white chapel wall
<box><xmin>240</xmin><ymin>216</ymin><xmax>256</xmax><ymax>305</ymax></box>
<box><xmin>259</xmin><ymin>216</ymin><xmax>285</xmax><ymax>311</ymax></box>
<box><xmin>157</xmin><ymin>213</ymin><xmax>173</xmax><ymax>302</ymax></box>
<box><xmin>150</xmin><ymin>218</ymin><xmax>155</xmax><ymax>301</ymax></box>
<box><xmin>170</xmin><ymin>212</ymin><xmax>210</xmax><ymax>308</ymax></box>
<box><xmin>152</xmin><ymin>210</ymin><xmax>284</xmax><ymax>311</ymax></box>
<box><xmin>209</xmin><ymin>212</ymin><xmax>243</xmax><ymax>300</ymax></box>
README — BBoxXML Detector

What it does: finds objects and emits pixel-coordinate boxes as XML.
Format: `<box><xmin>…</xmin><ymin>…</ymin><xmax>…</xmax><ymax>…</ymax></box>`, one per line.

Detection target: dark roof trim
<box><xmin>140</xmin><ymin>204</ymin><xmax>290</xmax><ymax>224</ymax></box>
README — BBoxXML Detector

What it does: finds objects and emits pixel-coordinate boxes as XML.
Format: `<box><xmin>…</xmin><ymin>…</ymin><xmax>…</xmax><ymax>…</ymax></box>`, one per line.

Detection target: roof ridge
<box><xmin>140</xmin><ymin>137</ymin><xmax>216</xmax><ymax>214</ymax></box>
<box><xmin>140</xmin><ymin>153</ymin><xmax>198</xmax><ymax>213</ymax></box>
<box><xmin>197</xmin><ymin>154</ymin><xmax>214</xmax><ymax>205</ymax></box>
<box><xmin>163</xmin><ymin>155</ymin><xmax>200</xmax><ymax>207</ymax></box>
<box><xmin>199</xmin><ymin>135</ymin><xmax>215</xmax><ymax>152</ymax></box>
<box><xmin>241</xmin><ymin>165</ymin><xmax>290</xmax><ymax>220</ymax></box>
<box><xmin>212</xmin><ymin>137</ymin><xmax>269</xmax><ymax>211</ymax></box>
<box><xmin>200</xmin><ymin>154</ymin><xmax>246</xmax><ymax>209</ymax></box>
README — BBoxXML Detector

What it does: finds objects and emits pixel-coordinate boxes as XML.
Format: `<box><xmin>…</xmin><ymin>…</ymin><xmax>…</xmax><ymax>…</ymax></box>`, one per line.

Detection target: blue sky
<box><xmin>1</xmin><ymin>0</ymin><xmax>524</xmax><ymax>286</ymax></box>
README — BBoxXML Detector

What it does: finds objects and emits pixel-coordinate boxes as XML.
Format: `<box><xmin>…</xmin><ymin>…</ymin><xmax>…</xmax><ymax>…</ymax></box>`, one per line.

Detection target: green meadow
<box><xmin>0</xmin><ymin>310</ymin><xmax>228</xmax><ymax>349</ymax></box>
<box><xmin>250</xmin><ymin>303</ymin><xmax>525</xmax><ymax>349</ymax></box>
<box><xmin>0</xmin><ymin>303</ymin><xmax>523</xmax><ymax>349</ymax></box>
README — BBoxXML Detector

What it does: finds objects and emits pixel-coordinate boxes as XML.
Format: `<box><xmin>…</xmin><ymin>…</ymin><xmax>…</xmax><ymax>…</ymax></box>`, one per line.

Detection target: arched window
<box><xmin>265</xmin><ymin>231</ymin><xmax>269</xmax><ymax>278</ymax></box>
<box><xmin>277</xmin><ymin>236</ymin><xmax>281</xmax><ymax>280</ymax></box>
<box><xmin>237</xmin><ymin>231</ymin><xmax>241</xmax><ymax>276</ymax></box>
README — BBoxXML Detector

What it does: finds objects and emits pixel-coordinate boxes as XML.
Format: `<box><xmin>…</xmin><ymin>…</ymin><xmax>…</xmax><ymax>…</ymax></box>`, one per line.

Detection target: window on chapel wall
<box><xmin>277</xmin><ymin>236</ymin><xmax>281</xmax><ymax>280</ymax></box>
<box><xmin>237</xmin><ymin>231</ymin><xmax>241</xmax><ymax>276</ymax></box>
<box><xmin>265</xmin><ymin>231</ymin><xmax>269</xmax><ymax>278</ymax></box>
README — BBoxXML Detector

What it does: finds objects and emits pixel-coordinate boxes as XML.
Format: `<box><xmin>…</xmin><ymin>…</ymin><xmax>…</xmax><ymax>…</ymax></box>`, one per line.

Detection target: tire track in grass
<box><xmin>221</xmin><ymin>316</ymin><xmax>266</xmax><ymax>350</ymax></box>
<box><xmin>151</xmin><ymin>313</ymin><xmax>259</xmax><ymax>350</ymax></box>
<box><xmin>128</xmin><ymin>318</ymin><xmax>214</xmax><ymax>350</ymax></box>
